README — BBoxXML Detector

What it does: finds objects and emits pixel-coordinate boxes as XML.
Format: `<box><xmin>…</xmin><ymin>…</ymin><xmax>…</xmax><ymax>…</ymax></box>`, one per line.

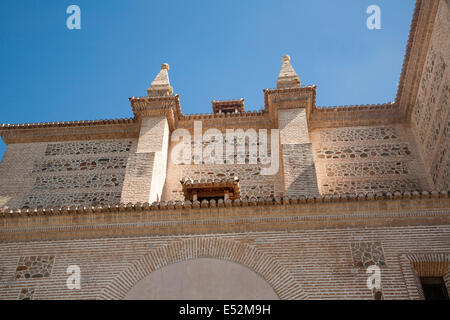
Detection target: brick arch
<box><xmin>99</xmin><ymin>238</ymin><xmax>307</xmax><ymax>300</ymax></box>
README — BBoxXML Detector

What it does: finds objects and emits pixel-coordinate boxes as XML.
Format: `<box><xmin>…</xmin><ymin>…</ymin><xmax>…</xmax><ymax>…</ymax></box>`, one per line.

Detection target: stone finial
<box><xmin>277</xmin><ymin>54</ymin><xmax>300</xmax><ymax>89</ymax></box>
<box><xmin>147</xmin><ymin>62</ymin><xmax>172</xmax><ymax>97</ymax></box>
<box><xmin>282</xmin><ymin>54</ymin><xmax>290</xmax><ymax>63</ymax></box>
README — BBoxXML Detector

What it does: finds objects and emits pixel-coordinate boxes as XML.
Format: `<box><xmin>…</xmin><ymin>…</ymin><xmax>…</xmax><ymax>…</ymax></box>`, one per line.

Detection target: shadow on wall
<box><xmin>0</xmin><ymin>140</ymin><xmax>5</xmax><ymax>164</ymax></box>
<box><xmin>288</xmin><ymin>162</ymin><xmax>320</xmax><ymax>196</ymax></box>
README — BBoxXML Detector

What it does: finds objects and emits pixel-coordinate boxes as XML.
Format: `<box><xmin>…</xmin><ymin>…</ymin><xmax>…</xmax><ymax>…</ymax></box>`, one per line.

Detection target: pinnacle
<box><xmin>277</xmin><ymin>54</ymin><xmax>300</xmax><ymax>89</ymax></box>
<box><xmin>147</xmin><ymin>62</ymin><xmax>172</xmax><ymax>97</ymax></box>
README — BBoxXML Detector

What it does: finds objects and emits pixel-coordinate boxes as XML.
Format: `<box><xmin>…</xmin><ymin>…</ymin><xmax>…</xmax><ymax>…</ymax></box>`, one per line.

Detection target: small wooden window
<box><xmin>180</xmin><ymin>178</ymin><xmax>240</xmax><ymax>202</ymax></box>
<box><xmin>420</xmin><ymin>277</ymin><xmax>449</xmax><ymax>300</ymax></box>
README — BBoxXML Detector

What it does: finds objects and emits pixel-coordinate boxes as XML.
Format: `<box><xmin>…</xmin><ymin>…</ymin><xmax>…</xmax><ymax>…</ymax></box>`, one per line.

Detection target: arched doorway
<box><xmin>125</xmin><ymin>258</ymin><xmax>279</xmax><ymax>300</ymax></box>
<box><xmin>100</xmin><ymin>238</ymin><xmax>306</xmax><ymax>300</ymax></box>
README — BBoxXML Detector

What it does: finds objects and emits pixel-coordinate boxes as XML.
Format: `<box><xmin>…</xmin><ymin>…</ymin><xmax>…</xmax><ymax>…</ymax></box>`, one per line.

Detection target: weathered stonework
<box><xmin>315</xmin><ymin>143</ymin><xmax>412</xmax><ymax>160</ymax></box>
<box><xmin>311</xmin><ymin>124</ymin><xmax>429</xmax><ymax>195</ymax></box>
<box><xmin>18</xmin><ymin>288</ymin><xmax>35</xmax><ymax>300</ymax></box>
<box><xmin>15</xmin><ymin>255</ymin><xmax>55</xmax><ymax>280</ymax></box>
<box><xmin>351</xmin><ymin>242</ymin><xmax>387</xmax><ymax>268</ymax></box>
<box><xmin>44</xmin><ymin>140</ymin><xmax>134</xmax><ymax>156</ymax></box>
<box><xmin>32</xmin><ymin>156</ymin><xmax>128</xmax><ymax>173</ymax></box>
<box><xmin>282</xmin><ymin>144</ymin><xmax>319</xmax><ymax>196</ymax></box>
<box><xmin>320</xmin><ymin>179</ymin><xmax>422</xmax><ymax>195</ymax></box>
<box><xmin>22</xmin><ymin>191</ymin><xmax>122</xmax><ymax>208</ymax></box>
<box><xmin>409</xmin><ymin>0</ymin><xmax>450</xmax><ymax>190</ymax></box>
<box><xmin>318</xmin><ymin>126</ymin><xmax>399</xmax><ymax>143</ymax></box>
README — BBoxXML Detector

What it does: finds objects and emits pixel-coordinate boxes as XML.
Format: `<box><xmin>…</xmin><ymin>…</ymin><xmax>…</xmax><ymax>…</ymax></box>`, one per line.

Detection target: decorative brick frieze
<box><xmin>18</xmin><ymin>288</ymin><xmax>35</xmax><ymax>300</ymax></box>
<box><xmin>325</xmin><ymin>161</ymin><xmax>410</xmax><ymax>178</ymax></box>
<box><xmin>431</xmin><ymin>131</ymin><xmax>449</xmax><ymax>190</ymax></box>
<box><xmin>31</xmin><ymin>173</ymin><xmax>124</xmax><ymax>191</ymax></box>
<box><xmin>32</xmin><ymin>157</ymin><xmax>128</xmax><ymax>173</ymax></box>
<box><xmin>397</xmin><ymin>0</ymin><xmax>441</xmax><ymax>118</ymax></box>
<box><xmin>22</xmin><ymin>192</ymin><xmax>122</xmax><ymax>208</ymax></box>
<box><xmin>320</xmin><ymin>179</ymin><xmax>422</xmax><ymax>195</ymax></box>
<box><xmin>408</xmin><ymin>0</ymin><xmax>450</xmax><ymax>189</ymax></box>
<box><xmin>351</xmin><ymin>242</ymin><xmax>387</xmax><ymax>268</ymax></box>
<box><xmin>312</xmin><ymin>124</ymin><xmax>430</xmax><ymax>195</ymax></box>
<box><xmin>15</xmin><ymin>255</ymin><xmax>55</xmax><ymax>279</ymax></box>
<box><xmin>315</xmin><ymin>143</ymin><xmax>412</xmax><ymax>160</ymax></box>
<box><xmin>413</xmin><ymin>52</ymin><xmax>446</xmax><ymax>149</ymax></box>
<box><xmin>45</xmin><ymin>140</ymin><xmax>134</xmax><ymax>156</ymax></box>
<box><xmin>318</xmin><ymin>127</ymin><xmax>399</xmax><ymax>143</ymax></box>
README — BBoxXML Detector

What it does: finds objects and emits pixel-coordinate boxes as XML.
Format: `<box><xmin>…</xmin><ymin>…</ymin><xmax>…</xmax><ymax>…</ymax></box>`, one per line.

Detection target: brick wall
<box><xmin>120</xmin><ymin>153</ymin><xmax>155</xmax><ymax>204</ymax></box>
<box><xmin>410</xmin><ymin>0</ymin><xmax>450</xmax><ymax>190</ymax></box>
<box><xmin>0</xmin><ymin>225</ymin><xmax>449</xmax><ymax>300</ymax></box>
<box><xmin>311</xmin><ymin>124</ymin><xmax>431</xmax><ymax>195</ymax></box>
<box><xmin>121</xmin><ymin>116</ymin><xmax>169</xmax><ymax>204</ymax></box>
<box><xmin>279</xmin><ymin>109</ymin><xmax>310</xmax><ymax>144</ymax></box>
<box><xmin>163</xmin><ymin>132</ymin><xmax>284</xmax><ymax>201</ymax></box>
<box><xmin>282</xmin><ymin>144</ymin><xmax>319</xmax><ymax>196</ymax></box>
<box><xmin>278</xmin><ymin>109</ymin><xmax>319</xmax><ymax>196</ymax></box>
<box><xmin>0</xmin><ymin>143</ymin><xmax>46</xmax><ymax>209</ymax></box>
<box><xmin>0</xmin><ymin>139</ymin><xmax>136</xmax><ymax>209</ymax></box>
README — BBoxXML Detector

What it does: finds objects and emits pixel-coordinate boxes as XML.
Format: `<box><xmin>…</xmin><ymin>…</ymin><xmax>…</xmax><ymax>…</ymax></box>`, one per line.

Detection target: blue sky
<box><xmin>0</xmin><ymin>0</ymin><xmax>415</xmax><ymax>159</ymax></box>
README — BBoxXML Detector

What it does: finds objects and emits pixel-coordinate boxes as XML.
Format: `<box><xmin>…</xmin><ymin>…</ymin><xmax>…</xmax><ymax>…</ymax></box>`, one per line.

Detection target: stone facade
<box><xmin>0</xmin><ymin>221</ymin><xmax>449</xmax><ymax>300</ymax></box>
<box><xmin>0</xmin><ymin>139</ymin><xmax>136</xmax><ymax>209</ymax></box>
<box><xmin>0</xmin><ymin>0</ymin><xmax>449</xmax><ymax>300</ymax></box>
<box><xmin>311</xmin><ymin>124</ymin><xmax>430</xmax><ymax>195</ymax></box>
<box><xmin>408</xmin><ymin>0</ymin><xmax>450</xmax><ymax>190</ymax></box>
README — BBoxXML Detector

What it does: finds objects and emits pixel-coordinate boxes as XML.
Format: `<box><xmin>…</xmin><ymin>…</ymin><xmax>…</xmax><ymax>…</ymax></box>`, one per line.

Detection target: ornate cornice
<box><xmin>129</xmin><ymin>95</ymin><xmax>182</xmax><ymax>131</ymax></box>
<box><xmin>264</xmin><ymin>86</ymin><xmax>317</xmax><ymax>126</ymax></box>
<box><xmin>1</xmin><ymin>190</ymin><xmax>447</xmax><ymax>217</ymax></box>
<box><xmin>0</xmin><ymin>190</ymin><xmax>448</xmax><ymax>242</ymax></box>
<box><xmin>309</xmin><ymin>102</ymin><xmax>403</xmax><ymax>129</ymax></box>
<box><xmin>0</xmin><ymin>118</ymin><xmax>136</xmax><ymax>130</ymax></box>
<box><xmin>0</xmin><ymin>118</ymin><xmax>139</xmax><ymax>144</ymax></box>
